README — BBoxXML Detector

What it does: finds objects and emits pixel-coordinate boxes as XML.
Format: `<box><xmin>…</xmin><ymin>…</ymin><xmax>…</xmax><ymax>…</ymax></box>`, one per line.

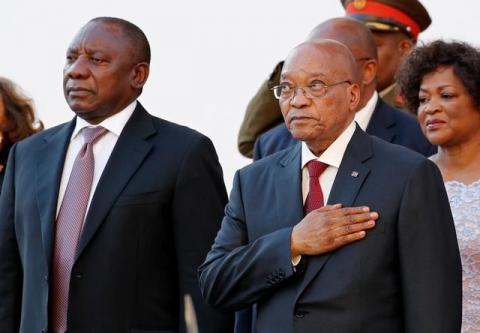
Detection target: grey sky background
<box><xmin>1</xmin><ymin>0</ymin><xmax>478</xmax><ymax>189</ymax></box>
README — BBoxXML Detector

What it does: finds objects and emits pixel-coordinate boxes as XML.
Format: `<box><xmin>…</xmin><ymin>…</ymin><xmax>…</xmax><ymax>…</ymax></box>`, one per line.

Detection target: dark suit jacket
<box><xmin>0</xmin><ymin>170</ymin><xmax>4</xmax><ymax>193</ymax></box>
<box><xmin>253</xmin><ymin>98</ymin><xmax>436</xmax><ymax>160</ymax></box>
<box><xmin>199</xmin><ymin>126</ymin><xmax>461</xmax><ymax>332</ymax></box>
<box><xmin>0</xmin><ymin>147</ymin><xmax>10</xmax><ymax>193</ymax></box>
<box><xmin>0</xmin><ymin>103</ymin><xmax>234</xmax><ymax>333</ymax></box>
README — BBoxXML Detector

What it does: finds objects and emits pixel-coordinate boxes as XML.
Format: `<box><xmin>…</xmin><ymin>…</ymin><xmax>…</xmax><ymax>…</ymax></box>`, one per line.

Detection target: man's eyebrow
<box><xmin>83</xmin><ymin>45</ymin><xmax>105</xmax><ymax>54</ymax></box>
<box><xmin>280</xmin><ymin>71</ymin><xmax>328</xmax><ymax>80</ymax></box>
<box><xmin>66</xmin><ymin>47</ymin><xmax>79</xmax><ymax>54</ymax></box>
<box><xmin>66</xmin><ymin>45</ymin><xmax>106</xmax><ymax>55</ymax></box>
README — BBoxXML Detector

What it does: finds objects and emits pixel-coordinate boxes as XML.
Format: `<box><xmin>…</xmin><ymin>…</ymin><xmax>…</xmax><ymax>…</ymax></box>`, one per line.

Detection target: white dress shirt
<box><xmin>301</xmin><ymin>120</ymin><xmax>356</xmax><ymax>205</ymax></box>
<box><xmin>354</xmin><ymin>92</ymin><xmax>378</xmax><ymax>131</ymax></box>
<box><xmin>56</xmin><ymin>100</ymin><xmax>137</xmax><ymax>217</ymax></box>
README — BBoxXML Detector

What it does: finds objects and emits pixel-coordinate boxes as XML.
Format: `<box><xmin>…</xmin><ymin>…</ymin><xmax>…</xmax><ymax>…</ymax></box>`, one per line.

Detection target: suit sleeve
<box><xmin>237</xmin><ymin>62</ymin><xmax>284</xmax><ymax>158</ymax></box>
<box><xmin>0</xmin><ymin>145</ymin><xmax>23</xmax><ymax>332</ymax></box>
<box><xmin>397</xmin><ymin>159</ymin><xmax>462</xmax><ymax>332</ymax></box>
<box><xmin>172</xmin><ymin>135</ymin><xmax>234</xmax><ymax>332</ymax></box>
<box><xmin>198</xmin><ymin>170</ymin><xmax>300</xmax><ymax>312</ymax></box>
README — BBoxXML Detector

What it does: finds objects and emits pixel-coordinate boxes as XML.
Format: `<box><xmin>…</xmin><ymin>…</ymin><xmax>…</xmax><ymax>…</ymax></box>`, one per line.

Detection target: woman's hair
<box><xmin>0</xmin><ymin>77</ymin><xmax>43</xmax><ymax>146</ymax></box>
<box><xmin>397</xmin><ymin>40</ymin><xmax>480</xmax><ymax>113</ymax></box>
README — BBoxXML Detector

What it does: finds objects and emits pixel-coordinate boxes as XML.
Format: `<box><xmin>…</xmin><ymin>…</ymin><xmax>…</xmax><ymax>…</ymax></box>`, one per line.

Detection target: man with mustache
<box><xmin>200</xmin><ymin>40</ymin><xmax>461</xmax><ymax>332</ymax></box>
<box><xmin>0</xmin><ymin>17</ymin><xmax>233</xmax><ymax>333</ymax></box>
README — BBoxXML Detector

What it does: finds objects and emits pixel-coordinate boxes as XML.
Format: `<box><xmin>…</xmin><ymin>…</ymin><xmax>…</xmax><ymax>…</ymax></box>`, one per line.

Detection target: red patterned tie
<box><xmin>50</xmin><ymin>126</ymin><xmax>108</xmax><ymax>333</ymax></box>
<box><xmin>304</xmin><ymin>160</ymin><xmax>328</xmax><ymax>214</ymax></box>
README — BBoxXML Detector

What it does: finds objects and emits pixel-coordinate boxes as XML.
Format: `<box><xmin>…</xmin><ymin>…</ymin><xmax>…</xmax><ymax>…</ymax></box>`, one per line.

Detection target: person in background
<box><xmin>237</xmin><ymin>0</ymin><xmax>431</xmax><ymax>158</ymax></box>
<box><xmin>253</xmin><ymin>17</ymin><xmax>434</xmax><ymax>161</ymax></box>
<box><xmin>342</xmin><ymin>0</ymin><xmax>430</xmax><ymax>110</ymax></box>
<box><xmin>398</xmin><ymin>40</ymin><xmax>480</xmax><ymax>332</ymax></box>
<box><xmin>0</xmin><ymin>77</ymin><xmax>43</xmax><ymax>189</ymax></box>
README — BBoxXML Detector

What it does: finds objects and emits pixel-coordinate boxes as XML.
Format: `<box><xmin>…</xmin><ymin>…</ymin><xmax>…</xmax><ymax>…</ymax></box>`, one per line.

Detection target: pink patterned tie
<box><xmin>304</xmin><ymin>160</ymin><xmax>328</xmax><ymax>214</ymax></box>
<box><xmin>50</xmin><ymin>126</ymin><xmax>108</xmax><ymax>333</ymax></box>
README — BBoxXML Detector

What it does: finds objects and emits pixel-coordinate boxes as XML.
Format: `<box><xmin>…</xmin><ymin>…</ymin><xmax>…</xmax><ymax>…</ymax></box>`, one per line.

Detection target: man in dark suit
<box><xmin>0</xmin><ymin>17</ymin><xmax>233</xmax><ymax>333</ymax></box>
<box><xmin>253</xmin><ymin>17</ymin><xmax>434</xmax><ymax>161</ymax></box>
<box><xmin>199</xmin><ymin>40</ymin><xmax>461</xmax><ymax>332</ymax></box>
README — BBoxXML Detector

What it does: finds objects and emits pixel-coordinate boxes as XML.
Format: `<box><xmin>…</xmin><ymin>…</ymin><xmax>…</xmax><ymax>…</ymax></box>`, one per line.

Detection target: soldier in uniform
<box><xmin>238</xmin><ymin>0</ymin><xmax>431</xmax><ymax>158</ymax></box>
<box><xmin>342</xmin><ymin>0</ymin><xmax>431</xmax><ymax>109</ymax></box>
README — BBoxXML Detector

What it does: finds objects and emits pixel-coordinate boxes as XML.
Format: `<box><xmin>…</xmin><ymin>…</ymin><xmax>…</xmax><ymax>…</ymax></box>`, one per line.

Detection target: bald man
<box><xmin>199</xmin><ymin>40</ymin><xmax>461</xmax><ymax>332</ymax></box>
<box><xmin>253</xmin><ymin>17</ymin><xmax>434</xmax><ymax>160</ymax></box>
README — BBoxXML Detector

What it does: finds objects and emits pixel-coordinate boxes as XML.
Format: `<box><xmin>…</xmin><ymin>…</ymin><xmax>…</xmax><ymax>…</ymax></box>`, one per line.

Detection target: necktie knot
<box><xmin>306</xmin><ymin>160</ymin><xmax>328</xmax><ymax>178</ymax></box>
<box><xmin>82</xmin><ymin>126</ymin><xmax>108</xmax><ymax>145</ymax></box>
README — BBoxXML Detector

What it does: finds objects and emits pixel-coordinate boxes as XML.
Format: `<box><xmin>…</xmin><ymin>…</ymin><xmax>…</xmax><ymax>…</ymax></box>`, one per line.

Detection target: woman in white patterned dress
<box><xmin>399</xmin><ymin>40</ymin><xmax>480</xmax><ymax>332</ymax></box>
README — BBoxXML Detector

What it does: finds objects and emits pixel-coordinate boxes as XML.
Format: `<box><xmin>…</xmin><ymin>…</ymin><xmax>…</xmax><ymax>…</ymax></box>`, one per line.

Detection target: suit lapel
<box><xmin>75</xmin><ymin>103</ymin><xmax>155</xmax><ymax>259</ymax></box>
<box><xmin>273</xmin><ymin>143</ymin><xmax>303</xmax><ymax>229</ymax></box>
<box><xmin>36</xmin><ymin>119</ymin><xmax>76</xmax><ymax>269</ymax></box>
<box><xmin>295</xmin><ymin>126</ymin><xmax>373</xmax><ymax>301</ymax></box>
<box><xmin>366</xmin><ymin>98</ymin><xmax>396</xmax><ymax>143</ymax></box>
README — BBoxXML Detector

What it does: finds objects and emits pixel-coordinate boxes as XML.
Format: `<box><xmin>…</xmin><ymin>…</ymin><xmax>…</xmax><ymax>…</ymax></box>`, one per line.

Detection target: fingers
<box><xmin>337</xmin><ymin>206</ymin><xmax>371</xmax><ymax>216</ymax></box>
<box><xmin>311</xmin><ymin>205</ymin><xmax>378</xmax><ymax>228</ymax></box>
<box><xmin>330</xmin><ymin>215</ymin><xmax>377</xmax><ymax>250</ymax></box>
<box><xmin>334</xmin><ymin>220</ymin><xmax>376</xmax><ymax>238</ymax></box>
<box><xmin>316</xmin><ymin>203</ymin><xmax>342</xmax><ymax>212</ymax></box>
<box><xmin>313</xmin><ymin>205</ymin><xmax>370</xmax><ymax>218</ymax></box>
<box><xmin>333</xmin><ymin>230</ymin><xmax>367</xmax><ymax>248</ymax></box>
<box><xmin>335</xmin><ymin>211</ymin><xmax>378</xmax><ymax>228</ymax></box>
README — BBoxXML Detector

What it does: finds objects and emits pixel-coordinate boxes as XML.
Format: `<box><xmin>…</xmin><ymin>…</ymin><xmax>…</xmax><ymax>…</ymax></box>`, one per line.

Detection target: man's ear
<box><xmin>361</xmin><ymin>59</ymin><xmax>378</xmax><ymax>86</ymax></box>
<box><xmin>398</xmin><ymin>39</ymin><xmax>414</xmax><ymax>57</ymax></box>
<box><xmin>348</xmin><ymin>83</ymin><xmax>361</xmax><ymax>112</ymax></box>
<box><xmin>131</xmin><ymin>62</ymin><xmax>150</xmax><ymax>89</ymax></box>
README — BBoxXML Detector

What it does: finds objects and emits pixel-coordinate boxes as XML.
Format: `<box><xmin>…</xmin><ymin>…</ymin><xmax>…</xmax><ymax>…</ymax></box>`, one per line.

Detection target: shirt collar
<box><xmin>71</xmin><ymin>100</ymin><xmax>137</xmax><ymax>140</ymax></box>
<box><xmin>354</xmin><ymin>92</ymin><xmax>378</xmax><ymax>131</ymax></box>
<box><xmin>301</xmin><ymin>120</ymin><xmax>356</xmax><ymax>169</ymax></box>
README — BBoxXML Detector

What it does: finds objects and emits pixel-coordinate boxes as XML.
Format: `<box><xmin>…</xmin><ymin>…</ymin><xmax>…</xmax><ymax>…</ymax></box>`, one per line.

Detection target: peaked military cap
<box><xmin>341</xmin><ymin>0</ymin><xmax>431</xmax><ymax>39</ymax></box>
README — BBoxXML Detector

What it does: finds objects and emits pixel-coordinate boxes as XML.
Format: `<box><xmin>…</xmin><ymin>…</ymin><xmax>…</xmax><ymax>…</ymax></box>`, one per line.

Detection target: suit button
<box><xmin>73</xmin><ymin>272</ymin><xmax>83</xmax><ymax>279</ymax></box>
<box><xmin>295</xmin><ymin>310</ymin><xmax>307</xmax><ymax>318</ymax></box>
<box><xmin>44</xmin><ymin>275</ymin><xmax>48</xmax><ymax>282</ymax></box>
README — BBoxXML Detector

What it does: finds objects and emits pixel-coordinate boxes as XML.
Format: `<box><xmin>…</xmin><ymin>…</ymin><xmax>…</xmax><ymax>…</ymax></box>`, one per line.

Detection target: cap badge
<box><xmin>353</xmin><ymin>0</ymin><xmax>367</xmax><ymax>10</ymax></box>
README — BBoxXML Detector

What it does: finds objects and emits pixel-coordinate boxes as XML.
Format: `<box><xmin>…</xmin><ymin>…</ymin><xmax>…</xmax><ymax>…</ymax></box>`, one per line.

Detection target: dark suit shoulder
<box><xmin>259</xmin><ymin>122</ymin><xmax>289</xmax><ymax>142</ymax></box>
<box><xmin>372</xmin><ymin>98</ymin><xmax>418</xmax><ymax>130</ymax></box>
<box><xmin>139</xmin><ymin>112</ymin><xmax>216</xmax><ymax>156</ymax></box>
<box><xmin>13</xmin><ymin>121</ymin><xmax>72</xmax><ymax>153</ymax></box>
<box><xmin>241</xmin><ymin>143</ymin><xmax>299</xmax><ymax>179</ymax></box>
<box><xmin>369</xmin><ymin>134</ymin><xmax>427</xmax><ymax>169</ymax></box>
<box><xmin>254</xmin><ymin>123</ymin><xmax>296</xmax><ymax>160</ymax></box>
<box><xmin>388</xmin><ymin>103</ymin><xmax>418</xmax><ymax>126</ymax></box>
<box><xmin>373</xmin><ymin>99</ymin><xmax>435</xmax><ymax>157</ymax></box>
<box><xmin>151</xmin><ymin>116</ymin><xmax>207</xmax><ymax>141</ymax></box>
